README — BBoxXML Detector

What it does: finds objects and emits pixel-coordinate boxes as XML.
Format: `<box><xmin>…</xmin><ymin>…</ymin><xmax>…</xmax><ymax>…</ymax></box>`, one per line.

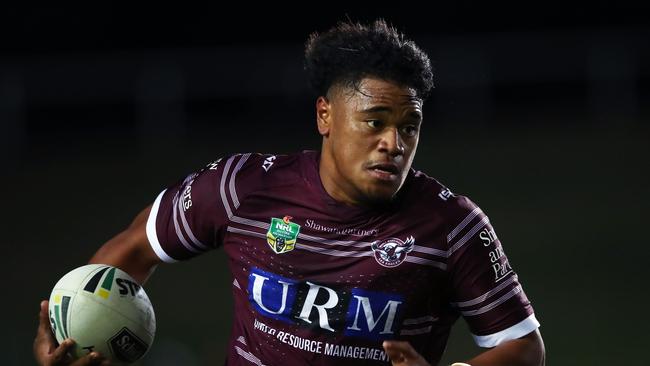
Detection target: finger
<box><xmin>70</xmin><ymin>352</ymin><xmax>107</xmax><ymax>366</ymax></box>
<box><xmin>383</xmin><ymin>340</ymin><xmax>419</xmax><ymax>359</ymax></box>
<box><xmin>50</xmin><ymin>339</ymin><xmax>75</xmax><ymax>363</ymax></box>
<box><xmin>382</xmin><ymin>341</ymin><xmax>406</xmax><ymax>363</ymax></box>
<box><xmin>37</xmin><ymin>300</ymin><xmax>51</xmax><ymax>333</ymax></box>
<box><xmin>34</xmin><ymin>301</ymin><xmax>58</xmax><ymax>359</ymax></box>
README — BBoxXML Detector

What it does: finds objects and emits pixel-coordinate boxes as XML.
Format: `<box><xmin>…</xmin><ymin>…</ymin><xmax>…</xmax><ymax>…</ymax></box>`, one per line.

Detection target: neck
<box><xmin>318</xmin><ymin>146</ymin><xmax>360</xmax><ymax>206</ymax></box>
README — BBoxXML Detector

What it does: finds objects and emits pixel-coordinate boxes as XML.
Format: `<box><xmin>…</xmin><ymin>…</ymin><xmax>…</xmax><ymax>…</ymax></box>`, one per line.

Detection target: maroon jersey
<box><xmin>146</xmin><ymin>151</ymin><xmax>539</xmax><ymax>365</ymax></box>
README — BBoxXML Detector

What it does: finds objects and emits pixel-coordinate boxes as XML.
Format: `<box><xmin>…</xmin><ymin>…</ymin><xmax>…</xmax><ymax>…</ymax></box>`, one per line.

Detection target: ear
<box><xmin>316</xmin><ymin>96</ymin><xmax>331</xmax><ymax>137</ymax></box>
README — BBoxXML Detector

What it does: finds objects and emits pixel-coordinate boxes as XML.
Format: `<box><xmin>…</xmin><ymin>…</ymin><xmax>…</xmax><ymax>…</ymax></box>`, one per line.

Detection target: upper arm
<box><xmin>147</xmin><ymin>154</ymin><xmax>257</xmax><ymax>262</ymax></box>
<box><xmin>89</xmin><ymin>153</ymin><xmax>262</xmax><ymax>283</ymax></box>
<box><xmin>89</xmin><ymin>205</ymin><xmax>161</xmax><ymax>284</ymax></box>
<box><xmin>447</xmin><ymin>196</ymin><xmax>540</xmax><ymax>348</ymax></box>
<box><xmin>467</xmin><ymin>329</ymin><xmax>545</xmax><ymax>366</ymax></box>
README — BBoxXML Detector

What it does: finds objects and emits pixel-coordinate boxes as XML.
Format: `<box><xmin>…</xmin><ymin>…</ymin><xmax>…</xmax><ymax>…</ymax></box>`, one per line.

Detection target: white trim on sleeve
<box><xmin>472</xmin><ymin>313</ymin><xmax>540</xmax><ymax>348</ymax></box>
<box><xmin>146</xmin><ymin>189</ymin><xmax>178</xmax><ymax>263</ymax></box>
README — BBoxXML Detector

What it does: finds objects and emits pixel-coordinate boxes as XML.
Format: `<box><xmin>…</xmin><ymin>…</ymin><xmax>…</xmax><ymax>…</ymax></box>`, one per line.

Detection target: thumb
<box><xmin>38</xmin><ymin>300</ymin><xmax>52</xmax><ymax>333</ymax></box>
<box><xmin>34</xmin><ymin>300</ymin><xmax>58</xmax><ymax>360</ymax></box>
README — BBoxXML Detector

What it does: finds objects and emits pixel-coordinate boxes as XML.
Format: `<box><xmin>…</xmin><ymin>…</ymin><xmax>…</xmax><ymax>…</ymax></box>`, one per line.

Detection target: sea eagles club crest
<box><xmin>371</xmin><ymin>236</ymin><xmax>415</xmax><ymax>267</ymax></box>
<box><xmin>266</xmin><ymin>216</ymin><xmax>300</xmax><ymax>254</ymax></box>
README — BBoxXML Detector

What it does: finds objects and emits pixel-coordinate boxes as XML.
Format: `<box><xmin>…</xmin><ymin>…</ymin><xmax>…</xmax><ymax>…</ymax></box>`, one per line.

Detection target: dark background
<box><xmin>4</xmin><ymin>3</ymin><xmax>649</xmax><ymax>365</ymax></box>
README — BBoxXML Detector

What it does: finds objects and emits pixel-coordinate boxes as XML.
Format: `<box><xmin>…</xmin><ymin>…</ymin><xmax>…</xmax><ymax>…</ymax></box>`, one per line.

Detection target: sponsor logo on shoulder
<box><xmin>207</xmin><ymin>157</ymin><xmax>223</xmax><ymax>170</ymax></box>
<box><xmin>262</xmin><ymin>155</ymin><xmax>276</xmax><ymax>172</ymax></box>
<box><xmin>371</xmin><ymin>236</ymin><xmax>415</xmax><ymax>267</ymax></box>
<box><xmin>438</xmin><ymin>188</ymin><xmax>453</xmax><ymax>201</ymax></box>
<box><xmin>480</xmin><ymin>227</ymin><xmax>513</xmax><ymax>282</ymax></box>
<box><xmin>266</xmin><ymin>216</ymin><xmax>300</xmax><ymax>254</ymax></box>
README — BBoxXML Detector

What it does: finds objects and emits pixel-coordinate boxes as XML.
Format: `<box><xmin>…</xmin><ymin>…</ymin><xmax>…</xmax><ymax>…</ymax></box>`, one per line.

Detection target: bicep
<box><xmin>467</xmin><ymin>329</ymin><xmax>545</xmax><ymax>366</ymax></box>
<box><xmin>89</xmin><ymin>205</ymin><xmax>162</xmax><ymax>285</ymax></box>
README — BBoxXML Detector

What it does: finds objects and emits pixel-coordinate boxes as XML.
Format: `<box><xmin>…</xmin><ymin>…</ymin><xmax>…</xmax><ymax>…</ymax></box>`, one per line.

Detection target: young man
<box><xmin>34</xmin><ymin>20</ymin><xmax>545</xmax><ymax>366</ymax></box>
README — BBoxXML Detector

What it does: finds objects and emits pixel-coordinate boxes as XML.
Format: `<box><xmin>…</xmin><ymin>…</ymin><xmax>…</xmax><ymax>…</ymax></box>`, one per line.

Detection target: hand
<box><xmin>382</xmin><ymin>340</ymin><xmax>431</xmax><ymax>366</ymax></box>
<box><xmin>34</xmin><ymin>300</ymin><xmax>108</xmax><ymax>366</ymax></box>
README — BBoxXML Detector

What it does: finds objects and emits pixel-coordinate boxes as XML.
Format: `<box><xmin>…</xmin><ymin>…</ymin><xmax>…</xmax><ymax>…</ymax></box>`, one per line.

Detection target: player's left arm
<box><xmin>442</xmin><ymin>197</ymin><xmax>544</xmax><ymax>365</ymax></box>
<box><xmin>383</xmin><ymin>329</ymin><xmax>544</xmax><ymax>366</ymax></box>
<box><xmin>463</xmin><ymin>328</ymin><xmax>544</xmax><ymax>366</ymax></box>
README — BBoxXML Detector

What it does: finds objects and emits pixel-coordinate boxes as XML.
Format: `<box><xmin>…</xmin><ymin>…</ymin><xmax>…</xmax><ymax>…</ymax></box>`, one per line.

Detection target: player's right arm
<box><xmin>35</xmin><ymin>153</ymin><xmax>257</xmax><ymax>365</ymax></box>
<box><xmin>88</xmin><ymin>205</ymin><xmax>161</xmax><ymax>285</ymax></box>
<box><xmin>35</xmin><ymin>204</ymin><xmax>161</xmax><ymax>366</ymax></box>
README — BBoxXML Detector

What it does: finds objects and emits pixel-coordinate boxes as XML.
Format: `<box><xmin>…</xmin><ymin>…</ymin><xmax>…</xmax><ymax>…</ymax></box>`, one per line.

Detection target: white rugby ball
<box><xmin>48</xmin><ymin>264</ymin><xmax>156</xmax><ymax>364</ymax></box>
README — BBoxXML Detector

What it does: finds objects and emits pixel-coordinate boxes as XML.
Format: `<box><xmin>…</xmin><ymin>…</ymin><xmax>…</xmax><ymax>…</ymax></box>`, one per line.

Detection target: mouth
<box><xmin>366</xmin><ymin>162</ymin><xmax>401</xmax><ymax>181</ymax></box>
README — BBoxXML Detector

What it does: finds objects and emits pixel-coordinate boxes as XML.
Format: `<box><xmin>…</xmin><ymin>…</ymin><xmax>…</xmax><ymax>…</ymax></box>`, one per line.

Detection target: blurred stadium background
<box><xmin>3</xmin><ymin>3</ymin><xmax>648</xmax><ymax>365</ymax></box>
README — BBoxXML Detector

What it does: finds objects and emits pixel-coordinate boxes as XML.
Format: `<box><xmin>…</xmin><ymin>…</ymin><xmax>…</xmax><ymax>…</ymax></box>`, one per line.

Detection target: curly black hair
<box><xmin>304</xmin><ymin>19</ymin><xmax>434</xmax><ymax>100</ymax></box>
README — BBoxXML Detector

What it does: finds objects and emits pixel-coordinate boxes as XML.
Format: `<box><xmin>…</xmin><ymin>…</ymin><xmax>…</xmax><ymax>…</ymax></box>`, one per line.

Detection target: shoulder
<box><xmin>404</xmin><ymin>168</ymin><xmax>484</xmax><ymax>230</ymax></box>
<box><xmin>203</xmin><ymin>151</ymin><xmax>307</xmax><ymax>191</ymax></box>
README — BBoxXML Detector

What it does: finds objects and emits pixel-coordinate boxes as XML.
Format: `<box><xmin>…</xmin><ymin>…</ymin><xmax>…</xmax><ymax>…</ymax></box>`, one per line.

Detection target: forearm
<box><xmin>89</xmin><ymin>206</ymin><xmax>160</xmax><ymax>285</ymax></box>
<box><xmin>464</xmin><ymin>330</ymin><xmax>545</xmax><ymax>366</ymax></box>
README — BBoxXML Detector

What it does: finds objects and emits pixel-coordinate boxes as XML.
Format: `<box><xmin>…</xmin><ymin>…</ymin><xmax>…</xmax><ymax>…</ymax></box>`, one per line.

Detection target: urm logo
<box><xmin>345</xmin><ymin>288</ymin><xmax>403</xmax><ymax>340</ymax></box>
<box><xmin>248</xmin><ymin>268</ymin><xmax>403</xmax><ymax>340</ymax></box>
<box><xmin>248</xmin><ymin>268</ymin><xmax>298</xmax><ymax>324</ymax></box>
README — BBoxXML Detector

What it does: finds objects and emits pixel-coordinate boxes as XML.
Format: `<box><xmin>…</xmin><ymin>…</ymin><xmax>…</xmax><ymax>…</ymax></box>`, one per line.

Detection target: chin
<box><xmin>362</xmin><ymin>186</ymin><xmax>400</xmax><ymax>204</ymax></box>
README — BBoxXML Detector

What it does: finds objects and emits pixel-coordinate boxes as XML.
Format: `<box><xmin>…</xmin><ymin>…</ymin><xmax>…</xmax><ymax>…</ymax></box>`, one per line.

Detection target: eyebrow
<box><xmin>360</xmin><ymin>106</ymin><xmax>423</xmax><ymax>122</ymax></box>
<box><xmin>359</xmin><ymin>106</ymin><xmax>393</xmax><ymax>114</ymax></box>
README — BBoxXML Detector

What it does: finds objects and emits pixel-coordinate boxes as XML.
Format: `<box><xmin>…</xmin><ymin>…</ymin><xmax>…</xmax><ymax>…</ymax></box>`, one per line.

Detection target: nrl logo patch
<box><xmin>371</xmin><ymin>236</ymin><xmax>415</xmax><ymax>267</ymax></box>
<box><xmin>266</xmin><ymin>216</ymin><xmax>300</xmax><ymax>254</ymax></box>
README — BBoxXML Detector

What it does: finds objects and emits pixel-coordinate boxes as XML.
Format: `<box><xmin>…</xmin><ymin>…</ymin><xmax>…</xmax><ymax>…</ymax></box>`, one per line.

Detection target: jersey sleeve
<box><xmin>146</xmin><ymin>153</ymin><xmax>259</xmax><ymax>262</ymax></box>
<box><xmin>446</xmin><ymin>196</ymin><xmax>540</xmax><ymax>348</ymax></box>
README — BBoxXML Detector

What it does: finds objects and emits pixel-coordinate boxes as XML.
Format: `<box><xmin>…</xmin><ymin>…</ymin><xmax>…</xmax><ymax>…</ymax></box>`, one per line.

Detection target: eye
<box><xmin>401</xmin><ymin>124</ymin><xmax>419</xmax><ymax>137</ymax></box>
<box><xmin>366</xmin><ymin>120</ymin><xmax>382</xmax><ymax>129</ymax></box>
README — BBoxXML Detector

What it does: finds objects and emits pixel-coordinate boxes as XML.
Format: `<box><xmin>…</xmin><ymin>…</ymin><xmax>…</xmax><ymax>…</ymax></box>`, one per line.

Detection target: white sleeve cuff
<box><xmin>472</xmin><ymin>313</ymin><xmax>540</xmax><ymax>348</ymax></box>
<box><xmin>146</xmin><ymin>189</ymin><xmax>178</xmax><ymax>263</ymax></box>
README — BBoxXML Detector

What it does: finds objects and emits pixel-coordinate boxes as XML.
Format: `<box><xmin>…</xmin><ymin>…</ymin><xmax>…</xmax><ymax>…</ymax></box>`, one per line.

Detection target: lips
<box><xmin>366</xmin><ymin>162</ymin><xmax>401</xmax><ymax>182</ymax></box>
<box><xmin>368</xmin><ymin>163</ymin><xmax>399</xmax><ymax>174</ymax></box>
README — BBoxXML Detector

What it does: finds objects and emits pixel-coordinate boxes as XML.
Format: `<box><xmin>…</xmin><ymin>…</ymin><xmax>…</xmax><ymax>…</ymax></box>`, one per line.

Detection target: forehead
<box><xmin>336</xmin><ymin>78</ymin><xmax>422</xmax><ymax>110</ymax></box>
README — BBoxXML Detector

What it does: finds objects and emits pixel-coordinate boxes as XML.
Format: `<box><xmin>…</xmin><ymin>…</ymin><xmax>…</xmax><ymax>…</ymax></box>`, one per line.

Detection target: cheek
<box><xmin>405</xmin><ymin>137</ymin><xmax>419</xmax><ymax>157</ymax></box>
<box><xmin>337</xmin><ymin>141</ymin><xmax>360</xmax><ymax>170</ymax></box>
<box><xmin>343</xmin><ymin>135</ymin><xmax>370</xmax><ymax>164</ymax></box>
<box><xmin>334</xmin><ymin>124</ymin><xmax>366</xmax><ymax>161</ymax></box>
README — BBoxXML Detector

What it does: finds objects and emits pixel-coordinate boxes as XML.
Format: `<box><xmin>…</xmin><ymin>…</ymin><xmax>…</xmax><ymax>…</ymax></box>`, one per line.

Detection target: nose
<box><xmin>377</xmin><ymin>127</ymin><xmax>405</xmax><ymax>157</ymax></box>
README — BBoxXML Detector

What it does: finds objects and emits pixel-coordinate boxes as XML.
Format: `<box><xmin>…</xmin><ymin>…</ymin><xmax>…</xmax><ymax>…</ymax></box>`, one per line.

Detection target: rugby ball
<box><xmin>48</xmin><ymin>264</ymin><xmax>156</xmax><ymax>364</ymax></box>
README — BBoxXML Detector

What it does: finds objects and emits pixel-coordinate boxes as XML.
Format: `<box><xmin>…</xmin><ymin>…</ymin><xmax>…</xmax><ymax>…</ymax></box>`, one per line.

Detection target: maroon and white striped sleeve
<box><xmin>145</xmin><ymin>153</ymin><xmax>255</xmax><ymax>262</ymax></box>
<box><xmin>446</xmin><ymin>196</ymin><xmax>540</xmax><ymax>347</ymax></box>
